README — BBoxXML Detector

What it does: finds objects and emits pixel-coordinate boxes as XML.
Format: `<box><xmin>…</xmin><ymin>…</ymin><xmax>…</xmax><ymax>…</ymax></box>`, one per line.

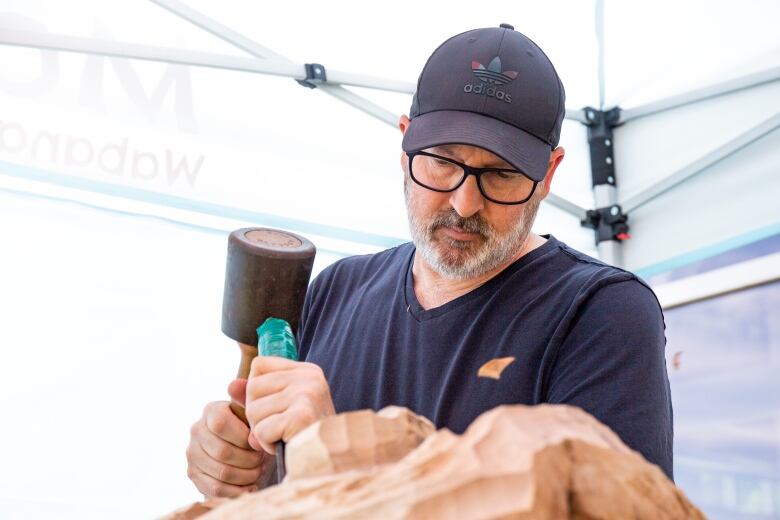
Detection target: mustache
<box><xmin>427</xmin><ymin>209</ymin><xmax>491</xmax><ymax>238</ymax></box>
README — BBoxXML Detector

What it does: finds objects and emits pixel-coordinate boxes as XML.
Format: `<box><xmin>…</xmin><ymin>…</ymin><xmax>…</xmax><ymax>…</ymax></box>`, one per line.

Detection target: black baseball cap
<box><xmin>402</xmin><ymin>24</ymin><xmax>565</xmax><ymax>182</ymax></box>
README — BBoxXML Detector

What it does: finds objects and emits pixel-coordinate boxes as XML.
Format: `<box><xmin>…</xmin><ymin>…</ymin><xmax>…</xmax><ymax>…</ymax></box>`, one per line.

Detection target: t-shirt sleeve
<box><xmin>545</xmin><ymin>278</ymin><xmax>674</xmax><ymax>480</ymax></box>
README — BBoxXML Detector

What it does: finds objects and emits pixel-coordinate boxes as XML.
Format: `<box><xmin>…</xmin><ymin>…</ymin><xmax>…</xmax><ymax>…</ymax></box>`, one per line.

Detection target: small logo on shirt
<box><xmin>477</xmin><ymin>356</ymin><xmax>516</xmax><ymax>380</ymax></box>
<box><xmin>464</xmin><ymin>56</ymin><xmax>517</xmax><ymax>104</ymax></box>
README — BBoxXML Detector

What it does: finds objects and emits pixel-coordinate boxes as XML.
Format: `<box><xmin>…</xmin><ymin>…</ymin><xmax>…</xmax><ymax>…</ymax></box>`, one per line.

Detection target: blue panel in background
<box><xmin>666</xmin><ymin>279</ymin><xmax>780</xmax><ymax>519</ymax></box>
<box><xmin>642</xmin><ymin>229</ymin><xmax>780</xmax><ymax>285</ymax></box>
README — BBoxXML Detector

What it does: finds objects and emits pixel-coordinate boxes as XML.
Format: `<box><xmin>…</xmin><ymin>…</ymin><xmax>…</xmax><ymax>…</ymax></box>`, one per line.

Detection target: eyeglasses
<box><xmin>407</xmin><ymin>150</ymin><xmax>538</xmax><ymax>205</ymax></box>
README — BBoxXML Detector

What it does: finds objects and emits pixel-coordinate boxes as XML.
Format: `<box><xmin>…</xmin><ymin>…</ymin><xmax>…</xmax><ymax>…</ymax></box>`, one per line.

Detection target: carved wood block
<box><xmin>164</xmin><ymin>405</ymin><xmax>705</xmax><ymax>519</ymax></box>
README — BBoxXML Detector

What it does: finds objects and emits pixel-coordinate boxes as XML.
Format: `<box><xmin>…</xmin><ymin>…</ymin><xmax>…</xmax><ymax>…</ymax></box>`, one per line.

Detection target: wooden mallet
<box><xmin>221</xmin><ymin>227</ymin><xmax>316</xmax><ymax>482</ymax></box>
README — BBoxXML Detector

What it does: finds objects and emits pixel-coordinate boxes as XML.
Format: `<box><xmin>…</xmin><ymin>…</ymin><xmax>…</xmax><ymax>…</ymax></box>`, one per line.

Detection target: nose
<box><xmin>449</xmin><ymin>175</ymin><xmax>485</xmax><ymax>218</ymax></box>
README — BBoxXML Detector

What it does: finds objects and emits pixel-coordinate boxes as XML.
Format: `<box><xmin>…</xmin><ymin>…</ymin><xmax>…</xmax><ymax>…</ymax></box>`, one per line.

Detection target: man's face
<box><xmin>403</xmin><ymin>144</ymin><xmax>545</xmax><ymax>280</ymax></box>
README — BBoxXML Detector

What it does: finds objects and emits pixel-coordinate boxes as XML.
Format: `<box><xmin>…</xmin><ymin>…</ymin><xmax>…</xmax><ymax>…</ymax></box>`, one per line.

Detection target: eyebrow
<box><xmin>431</xmin><ymin>145</ymin><xmax>515</xmax><ymax>169</ymax></box>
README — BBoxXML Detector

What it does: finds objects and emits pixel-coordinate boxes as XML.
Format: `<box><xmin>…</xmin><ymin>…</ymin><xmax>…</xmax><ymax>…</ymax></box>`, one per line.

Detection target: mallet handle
<box><xmin>229</xmin><ymin>342</ymin><xmax>258</xmax><ymax>422</ymax></box>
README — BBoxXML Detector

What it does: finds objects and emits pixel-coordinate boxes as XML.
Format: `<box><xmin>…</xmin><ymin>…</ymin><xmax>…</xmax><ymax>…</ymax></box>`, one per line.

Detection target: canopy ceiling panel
<box><xmin>603</xmin><ymin>0</ymin><xmax>780</xmax><ymax>109</ymax></box>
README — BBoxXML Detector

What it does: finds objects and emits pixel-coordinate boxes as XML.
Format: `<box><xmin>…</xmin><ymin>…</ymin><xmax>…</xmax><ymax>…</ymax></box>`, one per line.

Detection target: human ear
<box><xmin>539</xmin><ymin>147</ymin><xmax>565</xmax><ymax>197</ymax></box>
<box><xmin>398</xmin><ymin>114</ymin><xmax>411</xmax><ymax>135</ymax></box>
<box><xmin>399</xmin><ymin>115</ymin><xmax>411</xmax><ymax>172</ymax></box>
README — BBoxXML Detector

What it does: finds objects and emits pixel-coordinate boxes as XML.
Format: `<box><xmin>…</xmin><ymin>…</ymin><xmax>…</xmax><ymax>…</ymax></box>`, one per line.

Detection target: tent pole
<box><xmin>619</xmin><ymin>65</ymin><xmax>780</xmax><ymax>123</ymax></box>
<box><xmin>314</xmin><ymin>85</ymin><xmax>399</xmax><ymax>126</ymax></box>
<box><xmin>151</xmin><ymin>0</ymin><xmax>415</xmax><ymax>94</ymax></box>
<box><xmin>593</xmin><ymin>185</ymin><xmax>622</xmax><ymax>266</ymax></box>
<box><xmin>622</xmin><ymin>112</ymin><xmax>780</xmax><ymax>213</ymax></box>
<box><xmin>546</xmin><ymin>194</ymin><xmax>588</xmax><ymax>221</ymax></box>
<box><xmin>0</xmin><ymin>29</ymin><xmax>414</xmax><ymax>94</ymax></box>
<box><xmin>580</xmin><ymin>107</ymin><xmax>629</xmax><ymax>266</ymax></box>
<box><xmin>150</xmin><ymin>0</ymin><xmax>285</xmax><ymax>61</ymax></box>
<box><xmin>147</xmin><ymin>0</ymin><xmax>405</xmax><ymax>127</ymax></box>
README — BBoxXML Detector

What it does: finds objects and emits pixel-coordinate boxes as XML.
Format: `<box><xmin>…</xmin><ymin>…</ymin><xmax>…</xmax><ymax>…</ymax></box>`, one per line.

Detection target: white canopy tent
<box><xmin>1</xmin><ymin>1</ymin><xmax>779</xmax><ymax>518</ymax></box>
<box><xmin>3</xmin><ymin>0</ymin><xmax>778</xmax><ymax>277</ymax></box>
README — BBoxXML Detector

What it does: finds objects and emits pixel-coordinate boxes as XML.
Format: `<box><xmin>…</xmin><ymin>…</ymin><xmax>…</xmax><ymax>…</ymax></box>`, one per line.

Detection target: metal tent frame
<box><xmin>2</xmin><ymin>0</ymin><xmax>779</xmax><ymax>267</ymax></box>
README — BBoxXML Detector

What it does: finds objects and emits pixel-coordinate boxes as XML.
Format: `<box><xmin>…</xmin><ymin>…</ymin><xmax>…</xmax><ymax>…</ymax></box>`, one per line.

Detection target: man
<box><xmin>186</xmin><ymin>24</ymin><xmax>673</xmax><ymax>497</ymax></box>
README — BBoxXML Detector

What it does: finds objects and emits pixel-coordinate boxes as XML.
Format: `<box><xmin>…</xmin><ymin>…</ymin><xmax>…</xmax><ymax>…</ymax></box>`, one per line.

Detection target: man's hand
<box><xmin>245</xmin><ymin>357</ymin><xmax>336</xmax><ymax>454</ymax></box>
<box><xmin>186</xmin><ymin>379</ymin><xmax>270</xmax><ymax>498</ymax></box>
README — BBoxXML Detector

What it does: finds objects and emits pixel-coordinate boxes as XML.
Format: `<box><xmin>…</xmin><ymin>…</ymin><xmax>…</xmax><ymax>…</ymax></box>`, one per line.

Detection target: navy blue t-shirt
<box><xmin>297</xmin><ymin>235</ymin><xmax>673</xmax><ymax>479</ymax></box>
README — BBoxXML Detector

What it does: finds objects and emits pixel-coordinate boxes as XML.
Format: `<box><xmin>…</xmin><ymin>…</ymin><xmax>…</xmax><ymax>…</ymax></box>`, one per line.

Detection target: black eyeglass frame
<box><xmin>407</xmin><ymin>150</ymin><xmax>539</xmax><ymax>205</ymax></box>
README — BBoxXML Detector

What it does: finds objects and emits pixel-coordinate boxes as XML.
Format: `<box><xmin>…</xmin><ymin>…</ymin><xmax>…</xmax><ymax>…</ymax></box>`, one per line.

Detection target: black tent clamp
<box><xmin>580</xmin><ymin>106</ymin><xmax>631</xmax><ymax>244</ymax></box>
<box><xmin>582</xmin><ymin>205</ymin><xmax>630</xmax><ymax>243</ymax></box>
<box><xmin>296</xmin><ymin>63</ymin><xmax>327</xmax><ymax>89</ymax></box>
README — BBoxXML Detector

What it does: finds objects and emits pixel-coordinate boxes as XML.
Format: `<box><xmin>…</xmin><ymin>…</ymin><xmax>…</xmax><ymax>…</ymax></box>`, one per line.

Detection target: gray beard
<box><xmin>404</xmin><ymin>178</ymin><xmax>542</xmax><ymax>280</ymax></box>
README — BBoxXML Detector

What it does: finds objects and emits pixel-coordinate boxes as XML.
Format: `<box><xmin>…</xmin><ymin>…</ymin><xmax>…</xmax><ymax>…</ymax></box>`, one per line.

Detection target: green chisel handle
<box><xmin>256</xmin><ymin>318</ymin><xmax>299</xmax><ymax>484</ymax></box>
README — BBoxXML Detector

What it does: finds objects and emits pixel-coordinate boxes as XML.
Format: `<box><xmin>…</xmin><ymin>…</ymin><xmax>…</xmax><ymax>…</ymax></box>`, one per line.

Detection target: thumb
<box><xmin>247</xmin><ymin>432</ymin><xmax>265</xmax><ymax>452</ymax></box>
<box><xmin>227</xmin><ymin>378</ymin><xmax>248</xmax><ymax>406</ymax></box>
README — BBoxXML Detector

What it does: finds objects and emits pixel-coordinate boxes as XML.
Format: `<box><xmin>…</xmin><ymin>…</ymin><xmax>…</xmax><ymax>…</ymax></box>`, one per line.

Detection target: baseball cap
<box><xmin>402</xmin><ymin>24</ymin><xmax>565</xmax><ymax>182</ymax></box>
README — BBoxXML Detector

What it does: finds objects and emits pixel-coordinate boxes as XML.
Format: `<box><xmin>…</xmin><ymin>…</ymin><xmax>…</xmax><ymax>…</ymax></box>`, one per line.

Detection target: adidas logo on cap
<box><xmin>463</xmin><ymin>56</ymin><xmax>517</xmax><ymax>103</ymax></box>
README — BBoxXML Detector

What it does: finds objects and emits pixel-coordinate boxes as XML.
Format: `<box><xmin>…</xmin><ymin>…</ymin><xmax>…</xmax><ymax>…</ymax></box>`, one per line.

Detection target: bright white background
<box><xmin>1</xmin><ymin>1</ymin><xmax>779</xmax><ymax>517</ymax></box>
